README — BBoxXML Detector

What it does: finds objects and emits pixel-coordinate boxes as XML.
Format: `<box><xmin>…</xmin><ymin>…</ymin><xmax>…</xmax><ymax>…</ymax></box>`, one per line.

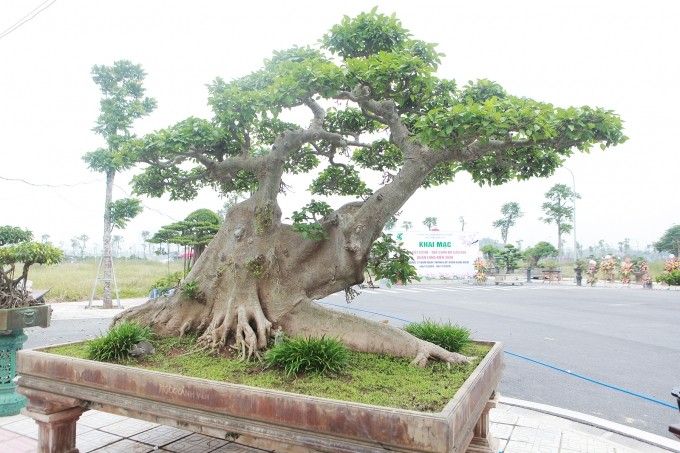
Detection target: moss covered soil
<box><xmin>46</xmin><ymin>336</ymin><xmax>491</xmax><ymax>413</ymax></box>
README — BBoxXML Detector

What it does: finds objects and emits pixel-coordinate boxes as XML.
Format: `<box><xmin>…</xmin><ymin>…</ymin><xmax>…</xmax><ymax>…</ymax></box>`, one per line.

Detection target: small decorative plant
<box><xmin>0</xmin><ymin>226</ymin><xmax>63</xmax><ymax>309</ymax></box>
<box><xmin>656</xmin><ymin>255</ymin><xmax>680</xmax><ymax>287</ymax></box>
<box><xmin>403</xmin><ymin>319</ymin><xmax>471</xmax><ymax>353</ymax></box>
<box><xmin>87</xmin><ymin>321</ymin><xmax>154</xmax><ymax>362</ymax></box>
<box><xmin>586</xmin><ymin>259</ymin><xmax>599</xmax><ymax>286</ymax></box>
<box><xmin>600</xmin><ymin>255</ymin><xmax>617</xmax><ymax>282</ymax></box>
<box><xmin>264</xmin><ymin>335</ymin><xmax>350</xmax><ymax>377</ymax></box>
<box><xmin>618</xmin><ymin>257</ymin><xmax>632</xmax><ymax>285</ymax></box>
<box><xmin>473</xmin><ymin>257</ymin><xmax>488</xmax><ymax>283</ymax></box>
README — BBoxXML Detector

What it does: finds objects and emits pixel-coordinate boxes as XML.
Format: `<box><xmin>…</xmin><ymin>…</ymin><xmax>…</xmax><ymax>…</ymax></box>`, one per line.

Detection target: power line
<box><xmin>113</xmin><ymin>184</ymin><xmax>179</xmax><ymax>222</ymax></box>
<box><xmin>0</xmin><ymin>0</ymin><xmax>58</xmax><ymax>41</ymax></box>
<box><xmin>0</xmin><ymin>174</ymin><xmax>101</xmax><ymax>188</ymax></box>
<box><xmin>0</xmin><ymin>173</ymin><xmax>181</xmax><ymax>223</ymax></box>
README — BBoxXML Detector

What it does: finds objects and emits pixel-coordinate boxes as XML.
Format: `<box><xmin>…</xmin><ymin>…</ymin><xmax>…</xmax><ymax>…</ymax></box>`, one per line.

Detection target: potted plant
<box><xmin>573</xmin><ymin>259</ymin><xmax>585</xmax><ymax>286</ymax></box>
<box><xmin>0</xmin><ymin>225</ymin><xmax>63</xmax><ymax>415</ymax></box>
<box><xmin>586</xmin><ymin>259</ymin><xmax>599</xmax><ymax>286</ymax></box>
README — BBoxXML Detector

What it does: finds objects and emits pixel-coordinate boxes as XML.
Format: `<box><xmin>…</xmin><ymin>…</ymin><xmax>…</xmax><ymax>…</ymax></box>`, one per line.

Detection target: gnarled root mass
<box><xmin>114</xmin><ymin>294</ymin><xmax>471</xmax><ymax>368</ymax></box>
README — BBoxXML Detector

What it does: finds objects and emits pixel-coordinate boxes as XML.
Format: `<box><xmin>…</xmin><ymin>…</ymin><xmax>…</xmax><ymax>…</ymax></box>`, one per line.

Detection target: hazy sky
<box><xmin>1</xmin><ymin>1</ymin><xmax>678</xmax><ymax>256</ymax></box>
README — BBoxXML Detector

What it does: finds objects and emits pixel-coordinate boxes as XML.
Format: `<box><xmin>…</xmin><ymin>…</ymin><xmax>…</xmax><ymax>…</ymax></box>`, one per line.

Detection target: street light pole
<box><xmin>563</xmin><ymin>167</ymin><xmax>576</xmax><ymax>260</ymax></box>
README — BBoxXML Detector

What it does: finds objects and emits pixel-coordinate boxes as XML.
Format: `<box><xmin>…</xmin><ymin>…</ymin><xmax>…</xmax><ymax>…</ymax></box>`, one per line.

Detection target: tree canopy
<box><xmin>123</xmin><ymin>9</ymin><xmax>625</xmax><ymax>221</ymax></box>
<box><xmin>654</xmin><ymin>225</ymin><xmax>680</xmax><ymax>257</ymax></box>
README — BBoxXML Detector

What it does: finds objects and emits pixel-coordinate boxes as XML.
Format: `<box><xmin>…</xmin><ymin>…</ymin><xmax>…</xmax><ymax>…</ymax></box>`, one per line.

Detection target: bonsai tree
<box><xmin>495</xmin><ymin>244</ymin><xmax>522</xmax><ymax>273</ymax></box>
<box><xmin>115</xmin><ymin>11</ymin><xmax>625</xmax><ymax>367</ymax></box>
<box><xmin>0</xmin><ymin>226</ymin><xmax>63</xmax><ymax>308</ymax></box>
<box><xmin>523</xmin><ymin>241</ymin><xmax>558</xmax><ymax>268</ymax></box>
<box><xmin>149</xmin><ymin>209</ymin><xmax>222</xmax><ymax>272</ymax></box>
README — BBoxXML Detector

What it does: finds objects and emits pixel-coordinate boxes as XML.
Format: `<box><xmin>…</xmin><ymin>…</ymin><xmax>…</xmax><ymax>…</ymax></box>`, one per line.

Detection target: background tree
<box><xmin>41</xmin><ymin>234</ymin><xmax>50</xmax><ymax>243</ymax></box>
<box><xmin>492</xmin><ymin>202</ymin><xmax>523</xmax><ymax>244</ymax></box>
<box><xmin>423</xmin><ymin>217</ymin><xmax>438</xmax><ymax>231</ymax></box>
<box><xmin>523</xmin><ymin>241</ymin><xmax>558</xmax><ymax>268</ymax></box>
<box><xmin>149</xmin><ymin>209</ymin><xmax>222</xmax><ymax>272</ymax></box>
<box><xmin>141</xmin><ymin>230</ymin><xmax>151</xmax><ymax>259</ymax></box>
<box><xmin>654</xmin><ymin>225</ymin><xmax>680</xmax><ymax>257</ymax></box>
<box><xmin>401</xmin><ymin>220</ymin><xmax>413</xmax><ymax>231</ymax></box>
<box><xmin>74</xmin><ymin>234</ymin><xmax>89</xmax><ymax>258</ymax></box>
<box><xmin>112</xmin><ymin>235</ymin><xmax>124</xmax><ymax>257</ymax></box>
<box><xmin>116</xmin><ymin>11</ymin><xmax>625</xmax><ymax>366</ymax></box>
<box><xmin>540</xmin><ymin>183</ymin><xmax>580</xmax><ymax>260</ymax></box>
<box><xmin>82</xmin><ymin>60</ymin><xmax>156</xmax><ymax>308</ymax></box>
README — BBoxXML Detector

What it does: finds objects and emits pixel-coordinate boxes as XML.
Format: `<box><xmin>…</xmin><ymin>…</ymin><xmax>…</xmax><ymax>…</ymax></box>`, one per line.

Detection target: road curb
<box><xmin>499</xmin><ymin>396</ymin><xmax>680</xmax><ymax>452</ymax></box>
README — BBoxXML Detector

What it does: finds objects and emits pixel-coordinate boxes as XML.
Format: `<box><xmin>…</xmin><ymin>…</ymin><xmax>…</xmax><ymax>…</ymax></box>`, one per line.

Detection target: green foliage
<box><xmin>657</xmin><ymin>270</ymin><xmax>680</xmax><ymax>286</ymax></box>
<box><xmin>151</xmin><ymin>271</ymin><xmax>185</xmax><ymax>293</ymax></box>
<box><xmin>289</xmin><ymin>200</ymin><xmax>333</xmax><ymax>240</ymax></box>
<box><xmin>0</xmin><ymin>226</ymin><xmax>33</xmax><ymax>245</ymax></box>
<box><xmin>149</xmin><ymin>209</ymin><xmax>221</xmax><ymax>270</ymax></box>
<box><xmin>245</xmin><ymin>255</ymin><xmax>266</xmax><ymax>278</ymax></box>
<box><xmin>495</xmin><ymin>244</ymin><xmax>523</xmax><ymax>273</ymax></box>
<box><xmin>492</xmin><ymin>202</ymin><xmax>523</xmax><ymax>244</ymax></box>
<box><xmin>309</xmin><ymin>165</ymin><xmax>372</xmax><ymax>198</ymax></box>
<box><xmin>181</xmin><ymin>279</ymin><xmax>202</xmax><ymax>301</ymax></box>
<box><xmin>86</xmin><ymin>321</ymin><xmax>153</xmax><ymax>362</ymax></box>
<box><xmin>480</xmin><ymin>244</ymin><xmax>501</xmax><ymax>261</ymax></box>
<box><xmin>0</xmin><ymin>228</ymin><xmax>64</xmax><ymax>308</ymax></box>
<box><xmin>109</xmin><ymin>198</ymin><xmax>143</xmax><ymax>230</ymax></box>
<box><xmin>540</xmin><ymin>183</ymin><xmax>580</xmax><ymax>232</ymax></box>
<box><xmin>366</xmin><ymin>233</ymin><xmax>420</xmax><ymax>286</ymax></box>
<box><xmin>264</xmin><ymin>336</ymin><xmax>350</xmax><ymax>377</ymax></box>
<box><xmin>653</xmin><ymin>225</ymin><xmax>680</xmax><ymax>257</ymax></box>
<box><xmin>403</xmin><ymin>319</ymin><xmax>471</xmax><ymax>353</ymax></box>
<box><xmin>523</xmin><ymin>241</ymin><xmax>558</xmax><ymax>268</ymax></box>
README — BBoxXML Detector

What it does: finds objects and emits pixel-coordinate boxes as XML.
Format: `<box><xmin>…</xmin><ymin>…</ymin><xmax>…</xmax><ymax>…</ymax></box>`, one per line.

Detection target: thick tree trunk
<box><xmin>115</xmin><ymin>197</ymin><xmax>470</xmax><ymax>367</ymax></box>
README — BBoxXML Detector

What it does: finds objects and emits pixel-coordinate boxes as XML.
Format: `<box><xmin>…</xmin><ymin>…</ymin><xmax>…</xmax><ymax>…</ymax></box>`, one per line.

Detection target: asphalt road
<box><xmin>319</xmin><ymin>283</ymin><xmax>680</xmax><ymax>439</ymax></box>
<box><xmin>23</xmin><ymin>283</ymin><xmax>680</xmax><ymax>439</ymax></box>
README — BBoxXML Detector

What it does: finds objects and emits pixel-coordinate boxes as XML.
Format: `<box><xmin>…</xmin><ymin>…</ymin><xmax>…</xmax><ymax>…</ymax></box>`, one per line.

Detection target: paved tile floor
<box><xmin>2</xmin><ymin>402</ymin><xmax>677</xmax><ymax>453</ymax></box>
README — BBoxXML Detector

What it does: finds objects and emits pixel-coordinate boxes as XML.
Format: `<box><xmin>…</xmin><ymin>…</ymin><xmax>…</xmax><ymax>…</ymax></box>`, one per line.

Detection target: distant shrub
<box><xmin>87</xmin><ymin>321</ymin><xmax>153</xmax><ymax>362</ymax></box>
<box><xmin>265</xmin><ymin>336</ymin><xmax>350</xmax><ymax>377</ymax></box>
<box><xmin>657</xmin><ymin>269</ymin><xmax>680</xmax><ymax>286</ymax></box>
<box><xmin>403</xmin><ymin>319</ymin><xmax>471</xmax><ymax>353</ymax></box>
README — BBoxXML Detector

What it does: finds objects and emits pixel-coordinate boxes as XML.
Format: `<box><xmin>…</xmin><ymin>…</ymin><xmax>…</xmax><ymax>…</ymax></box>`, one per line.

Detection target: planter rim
<box><xmin>22</xmin><ymin>339</ymin><xmax>501</xmax><ymax>415</ymax></box>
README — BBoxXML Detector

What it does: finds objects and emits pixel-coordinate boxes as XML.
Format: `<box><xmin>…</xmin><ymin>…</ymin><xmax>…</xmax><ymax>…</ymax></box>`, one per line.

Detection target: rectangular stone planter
<box><xmin>17</xmin><ymin>340</ymin><xmax>503</xmax><ymax>453</ymax></box>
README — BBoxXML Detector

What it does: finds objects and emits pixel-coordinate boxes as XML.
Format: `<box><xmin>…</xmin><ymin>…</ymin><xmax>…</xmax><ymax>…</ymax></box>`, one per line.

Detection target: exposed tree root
<box><xmin>278</xmin><ymin>299</ymin><xmax>474</xmax><ymax>367</ymax></box>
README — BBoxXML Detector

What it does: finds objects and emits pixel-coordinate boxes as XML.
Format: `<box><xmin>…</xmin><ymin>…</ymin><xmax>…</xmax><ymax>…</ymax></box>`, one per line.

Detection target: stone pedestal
<box><xmin>466</xmin><ymin>392</ymin><xmax>499</xmax><ymax>452</ymax></box>
<box><xmin>0</xmin><ymin>328</ymin><xmax>28</xmax><ymax>416</ymax></box>
<box><xmin>17</xmin><ymin>388</ymin><xmax>86</xmax><ymax>453</ymax></box>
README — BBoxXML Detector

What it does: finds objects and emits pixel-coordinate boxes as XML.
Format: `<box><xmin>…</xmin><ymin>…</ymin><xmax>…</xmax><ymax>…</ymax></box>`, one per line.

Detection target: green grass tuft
<box><xmin>86</xmin><ymin>321</ymin><xmax>153</xmax><ymax>362</ymax></box>
<box><xmin>403</xmin><ymin>319</ymin><xmax>471</xmax><ymax>352</ymax></box>
<box><xmin>265</xmin><ymin>336</ymin><xmax>350</xmax><ymax>377</ymax></box>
